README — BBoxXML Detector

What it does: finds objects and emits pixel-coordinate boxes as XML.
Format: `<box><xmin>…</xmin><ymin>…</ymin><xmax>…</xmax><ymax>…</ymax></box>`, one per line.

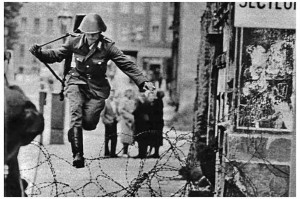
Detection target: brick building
<box><xmin>191</xmin><ymin>2</ymin><xmax>296</xmax><ymax>197</ymax></box>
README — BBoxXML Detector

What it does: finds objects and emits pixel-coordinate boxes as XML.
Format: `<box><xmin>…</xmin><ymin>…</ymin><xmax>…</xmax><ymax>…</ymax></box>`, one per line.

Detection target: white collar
<box><xmin>89</xmin><ymin>41</ymin><xmax>102</xmax><ymax>50</ymax></box>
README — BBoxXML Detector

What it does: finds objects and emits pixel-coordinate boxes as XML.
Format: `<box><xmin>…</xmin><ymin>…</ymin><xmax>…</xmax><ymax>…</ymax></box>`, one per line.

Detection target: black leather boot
<box><xmin>68</xmin><ymin>127</ymin><xmax>85</xmax><ymax>168</ymax></box>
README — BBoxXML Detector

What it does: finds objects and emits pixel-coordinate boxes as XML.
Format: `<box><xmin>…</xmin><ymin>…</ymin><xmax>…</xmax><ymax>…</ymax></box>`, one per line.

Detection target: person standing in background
<box><xmin>118</xmin><ymin>89</ymin><xmax>136</xmax><ymax>157</ymax></box>
<box><xmin>148</xmin><ymin>90</ymin><xmax>165</xmax><ymax>158</ymax></box>
<box><xmin>133</xmin><ymin>92</ymin><xmax>156</xmax><ymax>158</ymax></box>
<box><xmin>101</xmin><ymin>89</ymin><xmax>119</xmax><ymax>157</ymax></box>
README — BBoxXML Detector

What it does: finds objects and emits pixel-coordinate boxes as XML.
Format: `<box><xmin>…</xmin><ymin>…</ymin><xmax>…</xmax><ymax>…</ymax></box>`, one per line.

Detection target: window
<box><xmin>150</xmin><ymin>3</ymin><xmax>162</xmax><ymax>42</ymax></box>
<box><xmin>133</xmin><ymin>2</ymin><xmax>145</xmax><ymax>14</ymax></box>
<box><xmin>101</xmin><ymin>3</ymin><xmax>113</xmax><ymax>12</ymax></box>
<box><xmin>134</xmin><ymin>26</ymin><xmax>144</xmax><ymax>41</ymax></box>
<box><xmin>237</xmin><ymin>28</ymin><xmax>295</xmax><ymax>131</ymax></box>
<box><xmin>20</xmin><ymin>44</ymin><xmax>25</xmax><ymax>57</ymax></box>
<box><xmin>150</xmin><ymin>16</ymin><xmax>161</xmax><ymax>42</ymax></box>
<box><xmin>151</xmin><ymin>2</ymin><xmax>162</xmax><ymax>14</ymax></box>
<box><xmin>47</xmin><ymin>18</ymin><xmax>54</xmax><ymax>34</ymax></box>
<box><xmin>34</xmin><ymin>18</ymin><xmax>40</xmax><ymax>34</ymax></box>
<box><xmin>120</xmin><ymin>2</ymin><xmax>131</xmax><ymax>13</ymax></box>
<box><xmin>168</xmin><ymin>2</ymin><xmax>174</xmax><ymax>15</ymax></box>
<box><xmin>152</xmin><ymin>25</ymin><xmax>159</xmax><ymax>32</ymax></box>
<box><xmin>166</xmin><ymin>13</ymin><xmax>173</xmax><ymax>42</ymax></box>
<box><xmin>120</xmin><ymin>23</ymin><xmax>130</xmax><ymax>42</ymax></box>
<box><xmin>21</xmin><ymin>17</ymin><xmax>27</xmax><ymax>31</ymax></box>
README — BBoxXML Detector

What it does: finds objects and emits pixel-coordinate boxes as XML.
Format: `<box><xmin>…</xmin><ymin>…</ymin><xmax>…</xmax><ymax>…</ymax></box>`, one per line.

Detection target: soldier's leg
<box><xmin>82</xmin><ymin>98</ymin><xmax>105</xmax><ymax>130</ymax></box>
<box><xmin>66</xmin><ymin>85</ymin><xmax>85</xmax><ymax>168</ymax></box>
<box><xmin>69</xmin><ymin>127</ymin><xmax>84</xmax><ymax>168</ymax></box>
<box><xmin>67</xmin><ymin>85</ymin><xmax>85</xmax><ymax>128</ymax></box>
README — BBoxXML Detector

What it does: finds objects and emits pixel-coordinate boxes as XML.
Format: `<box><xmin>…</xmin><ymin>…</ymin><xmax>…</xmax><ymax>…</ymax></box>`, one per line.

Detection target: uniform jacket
<box><xmin>38</xmin><ymin>34</ymin><xmax>148</xmax><ymax>99</ymax></box>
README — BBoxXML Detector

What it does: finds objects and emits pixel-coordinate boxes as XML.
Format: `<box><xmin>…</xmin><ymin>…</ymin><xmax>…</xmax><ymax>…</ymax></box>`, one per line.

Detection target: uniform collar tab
<box><xmin>78</xmin><ymin>34</ymin><xmax>85</xmax><ymax>49</ymax></box>
<box><xmin>97</xmin><ymin>41</ymin><xmax>102</xmax><ymax>49</ymax></box>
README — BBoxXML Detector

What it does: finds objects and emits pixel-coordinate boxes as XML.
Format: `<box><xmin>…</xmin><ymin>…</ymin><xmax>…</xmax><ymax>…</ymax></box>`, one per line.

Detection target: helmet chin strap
<box><xmin>88</xmin><ymin>39</ymin><xmax>100</xmax><ymax>48</ymax></box>
<box><xmin>84</xmin><ymin>33</ymin><xmax>101</xmax><ymax>46</ymax></box>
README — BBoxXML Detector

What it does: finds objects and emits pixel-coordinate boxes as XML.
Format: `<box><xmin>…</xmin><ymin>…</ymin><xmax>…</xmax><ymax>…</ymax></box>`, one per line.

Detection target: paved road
<box><xmin>14</xmin><ymin>75</ymin><xmax>192</xmax><ymax>197</ymax></box>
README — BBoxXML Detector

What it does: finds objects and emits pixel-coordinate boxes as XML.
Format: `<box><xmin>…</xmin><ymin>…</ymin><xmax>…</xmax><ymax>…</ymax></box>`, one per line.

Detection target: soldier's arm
<box><xmin>107</xmin><ymin>43</ymin><xmax>148</xmax><ymax>87</ymax></box>
<box><xmin>33</xmin><ymin>38</ymin><xmax>73</xmax><ymax>64</ymax></box>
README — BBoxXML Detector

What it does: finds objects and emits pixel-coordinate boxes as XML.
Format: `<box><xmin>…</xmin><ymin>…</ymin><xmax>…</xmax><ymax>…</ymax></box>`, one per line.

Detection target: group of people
<box><xmin>102</xmin><ymin>89</ymin><xmax>165</xmax><ymax>159</ymax></box>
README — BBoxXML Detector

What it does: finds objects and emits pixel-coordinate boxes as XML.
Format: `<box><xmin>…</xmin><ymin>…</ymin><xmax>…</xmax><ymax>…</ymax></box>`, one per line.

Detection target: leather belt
<box><xmin>75</xmin><ymin>68</ymin><xmax>105</xmax><ymax>80</ymax></box>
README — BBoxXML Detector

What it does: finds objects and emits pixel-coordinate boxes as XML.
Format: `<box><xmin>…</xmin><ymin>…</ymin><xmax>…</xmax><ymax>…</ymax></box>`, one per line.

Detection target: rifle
<box><xmin>33</xmin><ymin>14</ymin><xmax>86</xmax><ymax>101</ymax></box>
<box><xmin>36</xmin><ymin>34</ymin><xmax>72</xmax><ymax>101</ymax></box>
<box><xmin>38</xmin><ymin>33</ymin><xmax>70</xmax><ymax>48</ymax></box>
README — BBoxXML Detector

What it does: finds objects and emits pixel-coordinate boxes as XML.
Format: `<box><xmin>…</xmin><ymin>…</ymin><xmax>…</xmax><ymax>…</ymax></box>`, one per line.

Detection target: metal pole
<box><xmin>38</xmin><ymin>91</ymin><xmax>47</xmax><ymax>143</ymax></box>
<box><xmin>50</xmin><ymin>92</ymin><xmax>65</xmax><ymax>144</ymax></box>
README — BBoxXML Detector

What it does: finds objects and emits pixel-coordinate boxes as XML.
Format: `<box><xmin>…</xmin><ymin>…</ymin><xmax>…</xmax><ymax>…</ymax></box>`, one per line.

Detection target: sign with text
<box><xmin>234</xmin><ymin>2</ymin><xmax>296</xmax><ymax>29</ymax></box>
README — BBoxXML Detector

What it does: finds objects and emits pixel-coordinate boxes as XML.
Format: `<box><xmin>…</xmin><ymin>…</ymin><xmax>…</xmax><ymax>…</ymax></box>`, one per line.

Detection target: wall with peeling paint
<box><xmin>191</xmin><ymin>2</ymin><xmax>296</xmax><ymax>197</ymax></box>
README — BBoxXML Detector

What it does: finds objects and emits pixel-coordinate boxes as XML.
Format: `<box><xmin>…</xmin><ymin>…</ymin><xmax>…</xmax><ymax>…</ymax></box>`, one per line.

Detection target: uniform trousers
<box><xmin>66</xmin><ymin>84</ymin><xmax>105</xmax><ymax>130</ymax></box>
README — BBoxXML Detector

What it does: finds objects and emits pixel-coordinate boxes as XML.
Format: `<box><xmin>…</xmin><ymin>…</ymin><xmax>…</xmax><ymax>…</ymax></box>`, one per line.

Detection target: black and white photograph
<box><xmin>4</xmin><ymin>1</ymin><xmax>296</xmax><ymax>197</ymax></box>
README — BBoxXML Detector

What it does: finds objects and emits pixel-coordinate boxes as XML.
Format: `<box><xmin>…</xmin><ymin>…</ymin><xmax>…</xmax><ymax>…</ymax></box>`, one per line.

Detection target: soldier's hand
<box><xmin>29</xmin><ymin>44</ymin><xmax>42</xmax><ymax>57</ymax></box>
<box><xmin>140</xmin><ymin>81</ymin><xmax>156</xmax><ymax>98</ymax></box>
<box><xmin>141</xmin><ymin>81</ymin><xmax>155</xmax><ymax>92</ymax></box>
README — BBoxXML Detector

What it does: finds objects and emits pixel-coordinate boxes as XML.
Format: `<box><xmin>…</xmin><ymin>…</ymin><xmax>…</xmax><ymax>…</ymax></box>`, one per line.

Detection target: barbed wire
<box><xmin>19</xmin><ymin>127</ymin><xmax>193</xmax><ymax>197</ymax></box>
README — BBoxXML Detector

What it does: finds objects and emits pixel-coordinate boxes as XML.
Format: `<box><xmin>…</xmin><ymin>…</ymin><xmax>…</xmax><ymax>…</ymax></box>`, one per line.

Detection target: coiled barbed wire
<box><xmin>19</xmin><ymin>127</ymin><xmax>193</xmax><ymax>197</ymax></box>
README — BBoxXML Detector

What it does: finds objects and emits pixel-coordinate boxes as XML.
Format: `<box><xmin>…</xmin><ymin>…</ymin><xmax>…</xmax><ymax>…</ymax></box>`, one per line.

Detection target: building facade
<box><xmin>191</xmin><ymin>2</ymin><xmax>296</xmax><ymax>197</ymax></box>
<box><xmin>170</xmin><ymin>3</ymin><xmax>206</xmax><ymax>111</ymax></box>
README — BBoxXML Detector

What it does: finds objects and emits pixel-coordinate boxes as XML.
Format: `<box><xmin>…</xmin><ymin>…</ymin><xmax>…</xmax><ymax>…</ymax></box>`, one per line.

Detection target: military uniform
<box><xmin>30</xmin><ymin>13</ymin><xmax>152</xmax><ymax>168</ymax></box>
<box><xmin>37</xmin><ymin>34</ymin><xmax>147</xmax><ymax>129</ymax></box>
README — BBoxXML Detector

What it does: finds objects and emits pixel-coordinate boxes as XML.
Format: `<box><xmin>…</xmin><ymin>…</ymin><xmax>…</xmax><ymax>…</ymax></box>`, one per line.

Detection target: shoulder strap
<box><xmin>100</xmin><ymin>34</ymin><xmax>115</xmax><ymax>44</ymax></box>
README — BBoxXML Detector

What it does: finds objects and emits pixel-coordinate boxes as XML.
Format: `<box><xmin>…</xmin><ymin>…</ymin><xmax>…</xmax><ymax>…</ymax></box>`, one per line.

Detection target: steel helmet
<box><xmin>78</xmin><ymin>13</ymin><xmax>107</xmax><ymax>33</ymax></box>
